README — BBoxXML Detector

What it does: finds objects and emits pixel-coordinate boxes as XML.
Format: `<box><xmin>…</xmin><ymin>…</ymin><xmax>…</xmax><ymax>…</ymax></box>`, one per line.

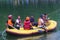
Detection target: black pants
<box><xmin>33</xmin><ymin>22</ymin><xmax>38</xmax><ymax>26</ymax></box>
<box><xmin>8</xmin><ymin>25</ymin><xmax>14</xmax><ymax>29</ymax></box>
<box><xmin>15</xmin><ymin>27</ymin><xmax>20</xmax><ymax>30</ymax></box>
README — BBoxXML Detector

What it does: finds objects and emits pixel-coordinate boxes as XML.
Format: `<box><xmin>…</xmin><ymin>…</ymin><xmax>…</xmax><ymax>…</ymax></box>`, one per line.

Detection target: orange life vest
<box><xmin>7</xmin><ymin>19</ymin><xmax>13</xmax><ymax>26</ymax></box>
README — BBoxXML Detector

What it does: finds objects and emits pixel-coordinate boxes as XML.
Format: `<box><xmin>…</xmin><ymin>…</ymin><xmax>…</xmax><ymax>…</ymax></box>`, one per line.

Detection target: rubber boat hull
<box><xmin>6</xmin><ymin>20</ymin><xmax>57</xmax><ymax>36</ymax></box>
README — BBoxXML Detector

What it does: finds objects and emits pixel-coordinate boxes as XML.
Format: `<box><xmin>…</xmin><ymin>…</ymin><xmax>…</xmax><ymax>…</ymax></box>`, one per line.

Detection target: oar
<box><xmin>42</xmin><ymin>27</ymin><xmax>48</xmax><ymax>33</ymax></box>
<box><xmin>38</xmin><ymin>25</ymin><xmax>48</xmax><ymax>33</ymax></box>
<box><xmin>2</xmin><ymin>25</ymin><xmax>17</xmax><ymax>36</ymax></box>
<box><xmin>33</xmin><ymin>26</ymin><xmax>48</xmax><ymax>33</ymax></box>
<box><xmin>7</xmin><ymin>25</ymin><xmax>17</xmax><ymax>29</ymax></box>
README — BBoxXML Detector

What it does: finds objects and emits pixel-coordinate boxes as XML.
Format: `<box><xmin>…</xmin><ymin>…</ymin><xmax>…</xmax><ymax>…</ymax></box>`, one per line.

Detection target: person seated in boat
<box><xmin>15</xmin><ymin>16</ymin><xmax>21</xmax><ymax>30</ymax></box>
<box><xmin>42</xmin><ymin>13</ymin><xmax>49</xmax><ymax>26</ymax></box>
<box><xmin>24</xmin><ymin>16</ymin><xmax>32</xmax><ymax>30</ymax></box>
<box><xmin>38</xmin><ymin>16</ymin><xmax>48</xmax><ymax>32</ymax></box>
<box><xmin>6</xmin><ymin>15</ymin><xmax>15</xmax><ymax>29</ymax></box>
<box><xmin>38</xmin><ymin>17</ymin><xmax>44</xmax><ymax>28</ymax></box>
<box><xmin>30</xmin><ymin>16</ymin><xmax>35</xmax><ymax>26</ymax></box>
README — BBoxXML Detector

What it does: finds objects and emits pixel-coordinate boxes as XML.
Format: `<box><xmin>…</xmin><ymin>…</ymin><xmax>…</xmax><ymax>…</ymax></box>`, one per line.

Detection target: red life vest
<box><xmin>24</xmin><ymin>20</ymin><xmax>31</xmax><ymax>30</ymax></box>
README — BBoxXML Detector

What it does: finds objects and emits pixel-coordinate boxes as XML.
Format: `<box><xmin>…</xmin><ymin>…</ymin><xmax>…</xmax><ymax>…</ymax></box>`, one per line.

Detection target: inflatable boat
<box><xmin>6</xmin><ymin>20</ymin><xmax>57</xmax><ymax>36</ymax></box>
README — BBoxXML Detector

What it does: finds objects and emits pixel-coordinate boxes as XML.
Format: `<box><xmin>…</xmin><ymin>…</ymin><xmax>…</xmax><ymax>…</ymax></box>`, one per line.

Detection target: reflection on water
<box><xmin>0</xmin><ymin>0</ymin><xmax>60</xmax><ymax>6</ymax></box>
<box><xmin>2</xmin><ymin>31</ymin><xmax>60</xmax><ymax>40</ymax></box>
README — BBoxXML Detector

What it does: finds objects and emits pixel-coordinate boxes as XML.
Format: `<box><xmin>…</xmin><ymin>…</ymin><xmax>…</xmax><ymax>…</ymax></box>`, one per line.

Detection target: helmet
<box><xmin>8</xmin><ymin>15</ymin><xmax>12</xmax><ymax>19</ymax></box>
<box><xmin>26</xmin><ymin>16</ymin><xmax>30</xmax><ymax>20</ymax></box>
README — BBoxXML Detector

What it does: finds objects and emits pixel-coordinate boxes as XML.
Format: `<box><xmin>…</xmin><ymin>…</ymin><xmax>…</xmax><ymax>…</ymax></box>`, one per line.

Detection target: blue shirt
<box><xmin>30</xmin><ymin>17</ymin><xmax>34</xmax><ymax>22</ymax></box>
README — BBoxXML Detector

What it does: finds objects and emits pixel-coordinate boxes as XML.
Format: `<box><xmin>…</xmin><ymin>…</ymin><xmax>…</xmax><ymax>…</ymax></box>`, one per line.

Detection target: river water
<box><xmin>0</xmin><ymin>0</ymin><xmax>60</xmax><ymax>40</ymax></box>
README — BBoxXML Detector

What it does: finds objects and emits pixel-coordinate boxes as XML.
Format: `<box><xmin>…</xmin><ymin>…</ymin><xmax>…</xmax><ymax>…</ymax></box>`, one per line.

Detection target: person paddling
<box><xmin>42</xmin><ymin>13</ymin><xmax>49</xmax><ymax>26</ymax></box>
<box><xmin>38</xmin><ymin>15</ymin><xmax>48</xmax><ymax>32</ymax></box>
<box><xmin>30</xmin><ymin>16</ymin><xmax>35</xmax><ymax>26</ymax></box>
<box><xmin>15</xmin><ymin>16</ymin><xmax>21</xmax><ymax>30</ymax></box>
<box><xmin>24</xmin><ymin>16</ymin><xmax>31</xmax><ymax>30</ymax></box>
<box><xmin>6</xmin><ymin>14</ymin><xmax>15</xmax><ymax>29</ymax></box>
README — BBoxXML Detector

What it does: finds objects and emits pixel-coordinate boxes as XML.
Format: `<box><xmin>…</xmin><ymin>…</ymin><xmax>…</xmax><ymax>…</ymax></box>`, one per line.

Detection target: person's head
<box><xmin>43</xmin><ymin>13</ymin><xmax>48</xmax><ymax>18</ymax></box>
<box><xmin>40</xmin><ymin>14</ymin><xmax>44</xmax><ymax>18</ymax></box>
<box><xmin>18</xmin><ymin>16</ymin><xmax>20</xmax><ymax>19</ymax></box>
<box><xmin>43</xmin><ymin>13</ymin><xmax>47</xmax><ymax>16</ymax></box>
<box><xmin>26</xmin><ymin>16</ymin><xmax>30</xmax><ymax>21</ymax></box>
<box><xmin>8</xmin><ymin>14</ymin><xmax>12</xmax><ymax>19</ymax></box>
<box><xmin>31</xmin><ymin>16</ymin><xmax>34</xmax><ymax>18</ymax></box>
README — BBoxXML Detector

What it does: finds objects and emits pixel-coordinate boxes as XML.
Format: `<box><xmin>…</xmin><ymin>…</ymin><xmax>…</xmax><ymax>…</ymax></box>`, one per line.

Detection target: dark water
<box><xmin>0</xmin><ymin>0</ymin><xmax>60</xmax><ymax>40</ymax></box>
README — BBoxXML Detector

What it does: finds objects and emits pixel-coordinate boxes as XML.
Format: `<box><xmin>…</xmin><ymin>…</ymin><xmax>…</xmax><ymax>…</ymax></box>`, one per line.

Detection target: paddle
<box><xmin>7</xmin><ymin>24</ymin><xmax>17</xmax><ymax>29</ymax></box>
<box><xmin>41</xmin><ymin>26</ymin><xmax>48</xmax><ymax>33</ymax></box>
<box><xmin>33</xmin><ymin>26</ymin><xmax>48</xmax><ymax>33</ymax></box>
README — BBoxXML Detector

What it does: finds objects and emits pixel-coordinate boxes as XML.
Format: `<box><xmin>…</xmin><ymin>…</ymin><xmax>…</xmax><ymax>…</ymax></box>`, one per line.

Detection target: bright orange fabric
<box><xmin>7</xmin><ymin>19</ymin><xmax>13</xmax><ymax>26</ymax></box>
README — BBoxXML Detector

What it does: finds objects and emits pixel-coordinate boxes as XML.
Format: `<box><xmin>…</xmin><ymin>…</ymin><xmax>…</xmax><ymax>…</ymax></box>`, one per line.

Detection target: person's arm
<box><xmin>15</xmin><ymin>19</ymin><xmax>21</xmax><ymax>25</ymax></box>
<box><xmin>12</xmin><ymin>19</ymin><xmax>15</xmax><ymax>24</ymax></box>
<box><xmin>5</xmin><ymin>21</ymin><xmax>8</xmax><ymax>28</ymax></box>
<box><xmin>20</xmin><ymin>20</ymin><xmax>21</xmax><ymax>25</ymax></box>
<box><xmin>5</xmin><ymin>20</ymin><xmax>14</xmax><ymax>28</ymax></box>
